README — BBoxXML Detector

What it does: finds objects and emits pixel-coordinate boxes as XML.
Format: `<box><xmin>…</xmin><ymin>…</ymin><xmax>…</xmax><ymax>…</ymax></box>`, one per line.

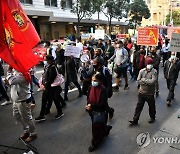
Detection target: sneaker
<box><xmin>55</xmin><ymin>112</ymin><xmax>64</xmax><ymax>120</ymax></box>
<box><xmin>124</xmin><ymin>84</ymin><xmax>129</xmax><ymax>90</ymax></box>
<box><xmin>88</xmin><ymin>145</ymin><xmax>96</xmax><ymax>152</ymax></box>
<box><xmin>25</xmin><ymin>134</ymin><xmax>37</xmax><ymax>142</ymax></box>
<box><xmin>166</xmin><ymin>101</ymin><xmax>171</xmax><ymax>107</ymax></box>
<box><xmin>148</xmin><ymin>118</ymin><xmax>155</xmax><ymax>123</ymax></box>
<box><xmin>1</xmin><ymin>101</ymin><xmax>12</xmax><ymax>106</ymax></box>
<box><xmin>109</xmin><ymin>108</ymin><xmax>114</xmax><ymax>120</ymax></box>
<box><xmin>129</xmin><ymin>120</ymin><xmax>138</xmax><ymax>125</ymax></box>
<box><xmin>37</xmin><ymin>88</ymin><xmax>42</xmax><ymax>92</ymax></box>
<box><xmin>35</xmin><ymin>116</ymin><xmax>45</xmax><ymax>122</ymax></box>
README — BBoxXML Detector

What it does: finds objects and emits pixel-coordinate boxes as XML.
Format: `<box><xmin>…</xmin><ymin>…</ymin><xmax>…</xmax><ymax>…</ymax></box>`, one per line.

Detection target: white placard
<box><xmin>169</xmin><ymin>33</ymin><xmax>180</xmax><ymax>52</ymax></box>
<box><xmin>64</xmin><ymin>45</ymin><xmax>81</xmax><ymax>58</ymax></box>
<box><xmin>95</xmin><ymin>30</ymin><xmax>105</xmax><ymax>40</ymax></box>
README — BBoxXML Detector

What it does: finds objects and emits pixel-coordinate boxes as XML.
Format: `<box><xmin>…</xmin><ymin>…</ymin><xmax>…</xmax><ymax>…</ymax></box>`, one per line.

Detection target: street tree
<box><xmin>61</xmin><ymin>0</ymin><xmax>94</xmax><ymax>38</ymax></box>
<box><xmin>92</xmin><ymin>0</ymin><xmax>105</xmax><ymax>26</ymax></box>
<box><xmin>103</xmin><ymin>0</ymin><xmax>129</xmax><ymax>35</ymax></box>
<box><xmin>129</xmin><ymin>0</ymin><xmax>150</xmax><ymax>34</ymax></box>
<box><xmin>166</xmin><ymin>11</ymin><xmax>180</xmax><ymax>26</ymax></box>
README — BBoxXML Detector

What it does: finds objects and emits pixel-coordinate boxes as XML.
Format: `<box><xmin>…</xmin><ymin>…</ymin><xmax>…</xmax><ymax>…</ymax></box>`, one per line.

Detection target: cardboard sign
<box><xmin>137</xmin><ymin>28</ymin><xmax>158</xmax><ymax>46</ymax></box>
<box><xmin>95</xmin><ymin>30</ymin><xmax>105</xmax><ymax>40</ymax></box>
<box><xmin>169</xmin><ymin>33</ymin><xmax>180</xmax><ymax>52</ymax></box>
<box><xmin>168</xmin><ymin>27</ymin><xmax>180</xmax><ymax>39</ymax></box>
<box><xmin>64</xmin><ymin>45</ymin><xmax>81</xmax><ymax>58</ymax></box>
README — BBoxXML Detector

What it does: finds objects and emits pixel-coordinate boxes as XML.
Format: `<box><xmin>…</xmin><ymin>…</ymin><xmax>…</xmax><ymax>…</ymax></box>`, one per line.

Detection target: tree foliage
<box><xmin>129</xmin><ymin>0</ymin><xmax>150</xmax><ymax>31</ymax></box>
<box><xmin>61</xmin><ymin>0</ymin><xmax>94</xmax><ymax>37</ymax></box>
<box><xmin>166</xmin><ymin>11</ymin><xmax>180</xmax><ymax>26</ymax></box>
<box><xmin>103</xmin><ymin>0</ymin><xmax>129</xmax><ymax>34</ymax></box>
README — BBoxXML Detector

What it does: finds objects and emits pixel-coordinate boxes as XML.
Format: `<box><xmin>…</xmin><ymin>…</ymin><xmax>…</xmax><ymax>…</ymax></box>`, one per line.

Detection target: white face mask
<box><xmin>116</xmin><ymin>44</ymin><xmax>120</xmax><ymax>48</ymax></box>
<box><xmin>91</xmin><ymin>81</ymin><xmax>99</xmax><ymax>87</ymax></box>
<box><xmin>170</xmin><ymin>55</ymin><xmax>176</xmax><ymax>61</ymax></box>
<box><xmin>146</xmin><ymin>64</ymin><xmax>153</xmax><ymax>70</ymax></box>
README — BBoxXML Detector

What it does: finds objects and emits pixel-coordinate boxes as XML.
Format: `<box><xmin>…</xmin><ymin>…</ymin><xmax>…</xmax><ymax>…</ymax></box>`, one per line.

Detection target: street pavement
<box><xmin>0</xmin><ymin>65</ymin><xmax>180</xmax><ymax>154</ymax></box>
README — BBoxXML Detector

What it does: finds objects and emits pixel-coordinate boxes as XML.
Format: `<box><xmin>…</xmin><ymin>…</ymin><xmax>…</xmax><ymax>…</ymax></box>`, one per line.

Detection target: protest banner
<box><xmin>64</xmin><ymin>45</ymin><xmax>81</xmax><ymax>58</ymax></box>
<box><xmin>95</xmin><ymin>30</ymin><xmax>105</xmax><ymax>40</ymax></box>
<box><xmin>137</xmin><ymin>28</ymin><xmax>158</xmax><ymax>46</ymax></box>
<box><xmin>169</xmin><ymin>33</ymin><xmax>180</xmax><ymax>52</ymax></box>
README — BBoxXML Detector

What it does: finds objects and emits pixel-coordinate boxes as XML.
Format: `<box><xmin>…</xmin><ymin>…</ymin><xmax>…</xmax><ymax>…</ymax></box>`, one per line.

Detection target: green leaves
<box><xmin>166</xmin><ymin>11</ymin><xmax>180</xmax><ymax>26</ymax></box>
<box><xmin>129</xmin><ymin>0</ymin><xmax>150</xmax><ymax>25</ymax></box>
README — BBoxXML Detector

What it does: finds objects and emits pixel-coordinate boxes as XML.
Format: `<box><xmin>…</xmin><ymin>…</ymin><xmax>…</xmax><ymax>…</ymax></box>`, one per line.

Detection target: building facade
<box><xmin>142</xmin><ymin>0</ymin><xmax>180</xmax><ymax>26</ymax></box>
<box><xmin>20</xmin><ymin>0</ymin><xmax>128</xmax><ymax>41</ymax></box>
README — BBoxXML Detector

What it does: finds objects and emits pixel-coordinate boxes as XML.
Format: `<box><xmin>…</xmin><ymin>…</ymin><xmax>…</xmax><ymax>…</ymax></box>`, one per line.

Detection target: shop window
<box><xmin>44</xmin><ymin>0</ymin><xmax>57</xmax><ymax>7</ymax></box>
<box><xmin>20</xmin><ymin>0</ymin><xmax>32</xmax><ymax>4</ymax></box>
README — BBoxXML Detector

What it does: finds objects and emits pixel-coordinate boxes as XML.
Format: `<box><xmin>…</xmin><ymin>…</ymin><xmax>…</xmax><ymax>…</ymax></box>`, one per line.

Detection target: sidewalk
<box><xmin>138</xmin><ymin>107</ymin><xmax>180</xmax><ymax>154</ymax></box>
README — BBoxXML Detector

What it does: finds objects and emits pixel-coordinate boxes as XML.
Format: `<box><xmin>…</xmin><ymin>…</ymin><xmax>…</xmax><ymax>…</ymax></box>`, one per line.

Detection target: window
<box><xmin>66</xmin><ymin>0</ymin><xmax>73</xmax><ymax>9</ymax></box>
<box><xmin>153</xmin><ymin>13</ymin><xmax>157</xmax><ymax>21</ymax></box>
<box><xmin>44</xmin><ymin>0</ymin><xmax>57</xmax><ymax>7</ymax></box>
<box><xmin>61</xmin><ymin>0</ymin><xmax>72</xmax><ymax>9</ymax></box>
<box><xmin>20</xmin><ymin>0</ymin><xmax>32</xmax><ymax>4</ymax></box>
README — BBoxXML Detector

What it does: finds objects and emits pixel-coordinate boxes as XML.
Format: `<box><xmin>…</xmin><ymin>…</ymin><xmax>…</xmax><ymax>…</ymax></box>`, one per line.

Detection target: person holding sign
<box><xmin>64</xmin><ymin>56</ymin><xmax>82</xmax><ymax>101</ymax></box>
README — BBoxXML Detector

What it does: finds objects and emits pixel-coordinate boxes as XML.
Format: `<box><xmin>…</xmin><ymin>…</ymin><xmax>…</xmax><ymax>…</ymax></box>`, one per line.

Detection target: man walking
<box><xmin>109</xmin><ymin>41</ymin><xmax>129</xmax><ymax>91</ymax></box>
<box><xmin>164</xmin><ymin>53</ymin><xmax>180</xmax><ymax>106</ymax></box>
<box><xmin>6</xmin><ymin>67</ymin><xmax>37</xmax><ymax>142</ymax></box>
<box><xmin>129</xmin><ymin>59</ymin><xmax>157</xmax><ymax>125</ymax></box>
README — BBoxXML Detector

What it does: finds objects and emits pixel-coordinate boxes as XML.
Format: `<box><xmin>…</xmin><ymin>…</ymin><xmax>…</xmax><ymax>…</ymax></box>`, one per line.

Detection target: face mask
<box><xmin>116</xmin><ymin>44</ymin><xmax>120</xmax><ymax>48</ymax></box>
<box><xmin>92</xmin><ymin>81</ymin><xmax>99</xmax><ymax>87</ymax></box>
<box><xmin>146</xmin><ymin>64</ymin><xmax>153</xmax><ymax>70</ymax></box>
<box><xmin>151</xmin><ymin>52</ymin><xmax>156</xmax><ymax>55</ymax></box>
<box><xmin>170</xmin><ymin>55</ymin><xmax>176</xmax><ymax>61</ymax></box>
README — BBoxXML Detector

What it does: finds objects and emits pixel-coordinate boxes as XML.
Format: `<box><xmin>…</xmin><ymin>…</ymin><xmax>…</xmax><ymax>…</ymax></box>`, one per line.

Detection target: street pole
<box><xmin>170</xmin><ymin>1</ymin><xmax>173</xmax><ymax>25</ymax></box>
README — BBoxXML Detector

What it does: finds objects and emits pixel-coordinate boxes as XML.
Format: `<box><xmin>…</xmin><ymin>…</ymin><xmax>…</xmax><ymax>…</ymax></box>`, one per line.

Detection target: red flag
<box><xmin>0</xmin><ymin>0</ymin><xmax>40</xmax><ymax>82</ymax></box>
<box><xmin>6</xmin><ymin>0</ymin><xmax>40</xmax><ymax>49</ymax></box>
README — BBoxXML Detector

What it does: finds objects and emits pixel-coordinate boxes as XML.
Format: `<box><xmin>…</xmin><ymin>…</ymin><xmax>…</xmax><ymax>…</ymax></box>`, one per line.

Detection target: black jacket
<box><xmin>152</xmin><ymin>54</ymin><xmax>160</xmax><ymax>71</ymax></box>
<box><xmin>164</xmin><ymin>60</ymin><xmax>180</xmax><ymax>79</ymax></box>
<box><xmin>43</xmin><ymin>63</ymin><xmax>57</xmax><ymax>89</ymax></box>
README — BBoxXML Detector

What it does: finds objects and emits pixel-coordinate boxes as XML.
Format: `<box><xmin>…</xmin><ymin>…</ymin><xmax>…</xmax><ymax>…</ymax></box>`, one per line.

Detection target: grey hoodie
<box><xmin>7</xmin><ymin>71</ymin><xmax>31</xmax><ymax>103</ymax></box>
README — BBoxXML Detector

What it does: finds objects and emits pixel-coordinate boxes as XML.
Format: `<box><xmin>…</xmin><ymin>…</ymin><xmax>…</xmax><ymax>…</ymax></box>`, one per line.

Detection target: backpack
<box><xmin>102</xmin><ymin>66</ymin><xmax>113</xmax><ymax>98</ymax></box>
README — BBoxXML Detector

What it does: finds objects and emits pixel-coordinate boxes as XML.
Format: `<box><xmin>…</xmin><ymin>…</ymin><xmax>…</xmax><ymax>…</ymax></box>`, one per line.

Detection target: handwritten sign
<box><xmin>137</xmin><ymin>28</ymin><xmax>158</xmax><ymax>46</ymax></box>
<box><xmin>95</xmin><ymin>30</ymin><xmax>105</xmax><ymax>40</ymax></box>
<box><xmin>64</xmin><ymin>45</ymin><xmax>81</xmax><ymax>58</ymax></box>
<box><xmin>169</xmin><ymin>33</ymin><xmax>180</xmax><ymax>52</ymax></box>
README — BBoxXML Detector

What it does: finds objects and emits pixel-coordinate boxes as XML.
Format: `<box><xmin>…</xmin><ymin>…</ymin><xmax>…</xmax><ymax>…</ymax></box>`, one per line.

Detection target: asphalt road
<box><xmin>0</xmin><ymin>65</ymin><xmax>180</xmax><ymax>154</ymax></box>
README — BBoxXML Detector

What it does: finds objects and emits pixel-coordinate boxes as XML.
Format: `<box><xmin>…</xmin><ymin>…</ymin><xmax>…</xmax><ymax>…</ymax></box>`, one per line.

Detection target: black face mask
<box><xmin>151</xmin><ymin>52</ymin><xmax>156</xmax><ymax>55</ymax></box>
<box><xmin>93</xmin><ymin>65</ymin><xmax>99</xmax><ymax>69</ymax></box>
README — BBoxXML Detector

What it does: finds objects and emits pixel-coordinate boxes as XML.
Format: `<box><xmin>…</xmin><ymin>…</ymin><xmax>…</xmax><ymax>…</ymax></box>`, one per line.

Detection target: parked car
<box><xmin>32</xmin><ymin>43</ymin><xmax>46</xmax><ymax>63</ymax></box>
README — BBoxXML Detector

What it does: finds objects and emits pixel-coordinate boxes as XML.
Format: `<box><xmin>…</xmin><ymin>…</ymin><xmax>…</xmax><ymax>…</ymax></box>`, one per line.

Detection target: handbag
<box><xmin>92</xmin><ymin>111</ymin><xmax>106</xmax><ymax>124</ymax></box>
<box><xmin>51</xmin><ymin>68</ymin><xmax>64</xmax><ymax>87</ymax></box>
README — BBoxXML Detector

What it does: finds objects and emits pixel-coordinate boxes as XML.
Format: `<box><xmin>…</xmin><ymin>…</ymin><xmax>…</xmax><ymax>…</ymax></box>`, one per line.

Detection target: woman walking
<box><xmin>86</xmin><ymin>73</ymin><xmax>112</xmax><ymax>152</ymax></box>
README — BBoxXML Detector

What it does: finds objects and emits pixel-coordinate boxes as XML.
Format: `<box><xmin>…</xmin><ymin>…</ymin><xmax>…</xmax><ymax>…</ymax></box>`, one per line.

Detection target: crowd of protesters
<box><xmin>1</xmin><ymin>35</ymin><xmax>180</xmax><ymax>152</ymax></box>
